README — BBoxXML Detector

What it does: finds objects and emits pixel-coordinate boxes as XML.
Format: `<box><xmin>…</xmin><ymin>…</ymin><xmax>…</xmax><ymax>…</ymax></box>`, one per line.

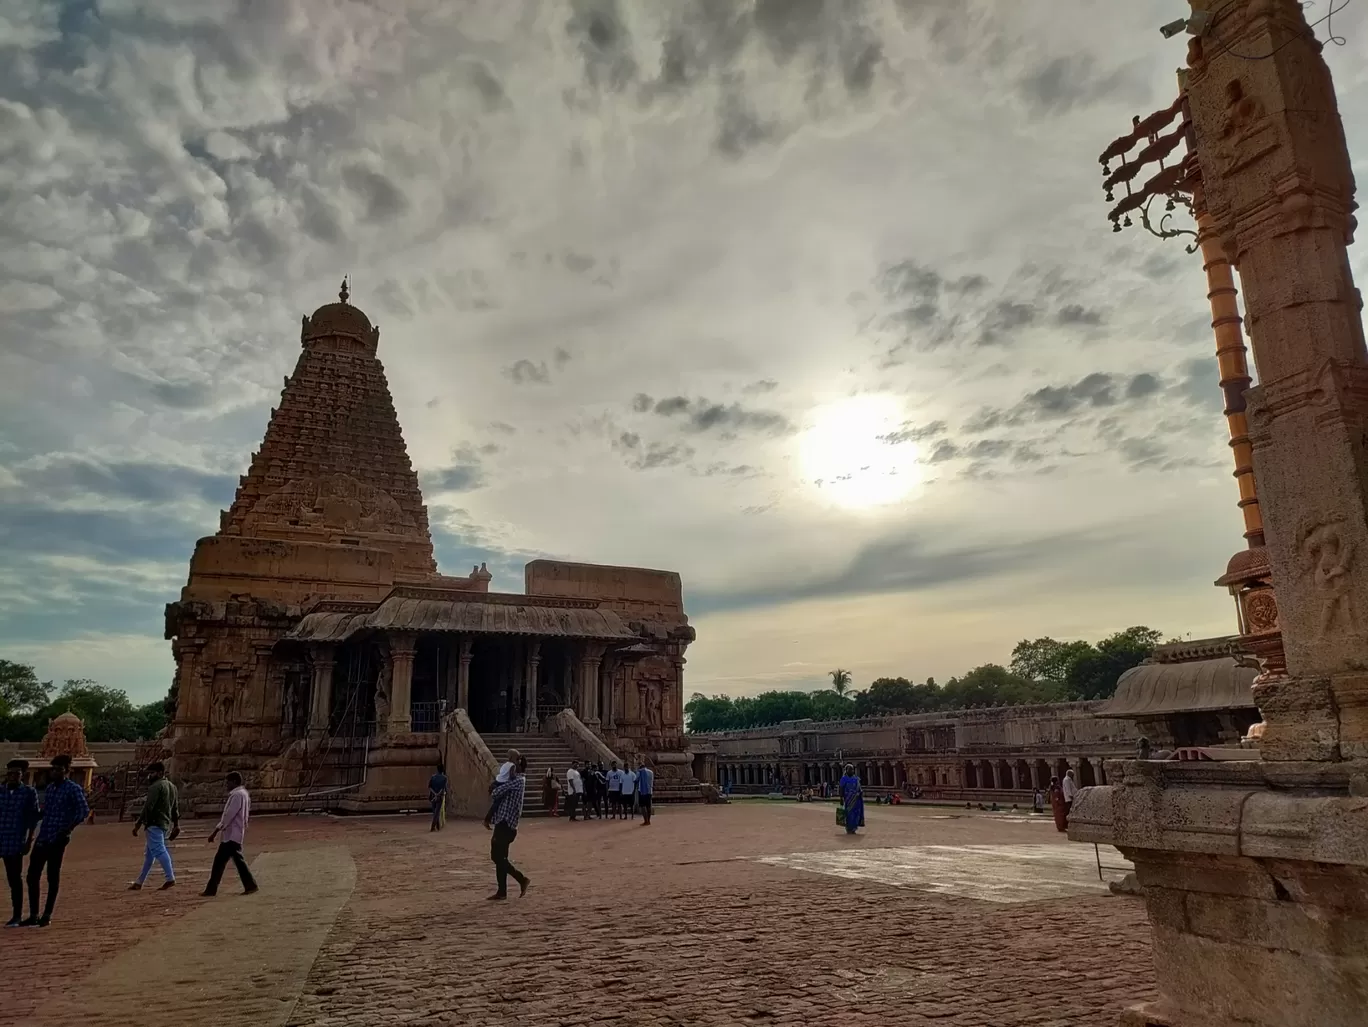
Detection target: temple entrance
<box><xmin>410</xmin><ymin>638</ymin><xmax>444</xmax><ymax>732</ymax></box>
<box><xmin>330</xmin><ymin>640</ymin><xmax>379</xmax><ymax>738</ymax></box>
<box><xmin>536</xmin><ymin>640</ymin><xmax>576</xmax><ymax>715</ymax></box>
<box><xmin>468</xmin><ymin>637</ymin><xmax>521</xmax><ymax>733</ymax></box>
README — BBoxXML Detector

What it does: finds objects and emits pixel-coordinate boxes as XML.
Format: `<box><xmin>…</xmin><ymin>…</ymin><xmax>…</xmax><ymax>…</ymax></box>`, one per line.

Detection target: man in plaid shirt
<box><xmin>26</xmin><ymin>754</ymin><xmax>89</xmax><ymax>927</ymax></box>
<box><xmin>2</xmin><ymin>758</ymin><xmax>40</xmax><ymax>927</ymax></box>
<box><xmin>483</xmin><ymin>754</ymin><xmax>530</xmax><ymax>900</ymax></box>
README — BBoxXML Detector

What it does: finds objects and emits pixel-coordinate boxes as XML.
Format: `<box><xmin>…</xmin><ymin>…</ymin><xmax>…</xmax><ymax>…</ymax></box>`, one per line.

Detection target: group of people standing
<box><xmin>548</xmin><ymin>758</ymin><xmax>655</xmax><ymax>825</ymax></box>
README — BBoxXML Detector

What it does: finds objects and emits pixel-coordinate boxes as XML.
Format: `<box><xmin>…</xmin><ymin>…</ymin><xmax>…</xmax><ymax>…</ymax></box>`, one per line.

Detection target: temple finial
<box><xmin>339</xmin><ymin>277</ymin><xmax>350</xmax><ymax>304</ymax></box>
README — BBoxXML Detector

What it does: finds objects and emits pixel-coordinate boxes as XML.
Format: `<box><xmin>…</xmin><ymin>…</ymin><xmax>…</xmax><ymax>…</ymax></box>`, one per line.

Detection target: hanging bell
<box><xmin>1106</xmin><ymin>190</ymin><xmax>1114</xmax><ymax>202</ymax></box>
<box><xmin>1166</xmin><ymin>198</ymin><xmax>1175</xmax><ymax>211</ymax></box>
<box><xmin>1123</xmin><ymin>216</ymin><xmax>1132</xmax><ymax>227</ymax></box>
<box><xmin>1112</xmin><ymin>220</ymin><xmax>1122</xmax><ymax>233</ymax></box>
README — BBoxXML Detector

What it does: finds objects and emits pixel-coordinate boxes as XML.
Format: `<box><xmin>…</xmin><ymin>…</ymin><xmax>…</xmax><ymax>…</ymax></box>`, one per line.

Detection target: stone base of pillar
<box><xmin>1071</xmin><ymin>758</ymin><xmax>1368</xmax><ymax>1027</ymax></box>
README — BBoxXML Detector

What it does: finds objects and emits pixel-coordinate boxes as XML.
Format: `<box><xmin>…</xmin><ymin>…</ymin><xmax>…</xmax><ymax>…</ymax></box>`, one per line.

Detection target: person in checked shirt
<box><xmin>483</xmin><ymin>754</ymin><xmax>530</xmax><ymax>900</ymax></box>
<box><xmin>26</xmin><ymin>754</ymin><xmax>89</xmax><ymax>927</ymax></box>
<box><xmin>2</xmin><ymin>758</ymin><xmax>40</xmax><ymax>927</ymax></box>
<box><xmin>202</xmin><ymin>771</ymin><xmax>258</xmax><ymax>897</ymax></box>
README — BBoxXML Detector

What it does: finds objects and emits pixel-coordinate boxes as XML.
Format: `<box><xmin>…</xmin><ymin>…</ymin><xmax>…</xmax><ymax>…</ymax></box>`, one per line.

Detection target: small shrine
<box><xmin>24</xmin><ymin>711</ymin><xmax>99</xmax><ymax>790</ymax></box>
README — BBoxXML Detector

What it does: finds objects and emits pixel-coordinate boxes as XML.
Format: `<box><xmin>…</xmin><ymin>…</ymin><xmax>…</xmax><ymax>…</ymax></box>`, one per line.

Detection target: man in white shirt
<box><xmin>606</xmin><ymin>761</ymin><xmax>623</xmax><ymax>818</ymax></box>
<box><xmin>619</xmin><ymin>766</ymin><xmax>637</xmax><ymax>821</ymax></box>
<box><xmin>565</xmin><ymin>762</ymin><xmax>585</xmax><ymax>821</ymax></box>
<box><xmin>202</xmin><ymin>771</ymin><xmax>258</xmax><ymax>897</ymax></box>
<box><xmin>492</xmin><ymin>749</ymin><xmax>520</xmax><ymax>790</ymax></box>
<box><xmin>1061</xmin><ymin>769</ymin><xmax>1078</xmax><ymax>809</ymax></box>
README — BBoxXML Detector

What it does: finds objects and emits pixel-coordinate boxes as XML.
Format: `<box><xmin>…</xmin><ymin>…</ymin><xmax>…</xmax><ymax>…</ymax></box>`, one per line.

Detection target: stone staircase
<box><xmin>479</xmin><ymin>732</ymin><xmax>583</xmax><ymax>818</ymax></box>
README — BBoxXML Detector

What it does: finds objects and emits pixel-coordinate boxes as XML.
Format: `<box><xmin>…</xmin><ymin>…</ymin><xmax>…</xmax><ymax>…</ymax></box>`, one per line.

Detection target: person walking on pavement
<box><xmin>428</xmin><ymin>763</ymin><xmax>449</xmax><ymax>832</ymax></box>
<box><xmin>635</xmin><ymin>757</ymin><xmax>655</xmax><ymax>826</ymax></box>
<box><xmin>129</xmin><ymin>761</ymin><xmax>179</xmax><ymax>891</ymax></box>
<box><xmin>1</xmin><ymin>759</ymin><xmax>39</xmax><ymax>927</ymax></box>
<box><xmin>25</xmin><ymin>754</ymin><xmax>89</xmax><ymax>926</ymax></box>
<box><xmin>202</xmin><ymin>771</ymin><xmax>258</xmax><ymax>897</ymax></box>
<box><xmin>483</xmin><ymin>755</ymin><xmax>530</xmax><ymax>900</ymax></box>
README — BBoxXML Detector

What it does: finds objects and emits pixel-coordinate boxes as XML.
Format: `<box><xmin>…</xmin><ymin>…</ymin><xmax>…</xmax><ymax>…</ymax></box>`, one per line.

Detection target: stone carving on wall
<box><xmin>1296</xmin><ymin>513</ymin><xmax>1356</xmax><ymax>637</ymax></box>
<box><xmin>1215</xmin><ymin>78</ymin><xmax>1277</xmax><ymax>176</ymax></box>
<box><xmin>646</xmin><ymin>685</ymin><xmax>662</xmax><ymax>731</ymax></box>
<box><xmin>374</xmin><ymin>659</ymin><xmax>392</xmax><ymax>726</ymax></box>
<box><xmin>40</xmin><ymin>712</ymin><xmax>90</xmax><ymax>759</ymax></box>
<box><xmin>244</xmin><ymin>473</ymin><xmax>416</xmax><ymax>536</ymax></box>
<box><xmin>1244</xmin><ymin>589</ymin><xmax>1280</xmax><ymax>634</ymax></box>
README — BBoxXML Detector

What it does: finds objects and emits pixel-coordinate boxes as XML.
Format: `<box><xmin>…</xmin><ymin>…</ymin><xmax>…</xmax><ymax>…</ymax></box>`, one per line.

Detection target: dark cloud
<box><xmin>504</xmin><ymin>359</ymin><xmax>552</xmax><ymax>385</ymax></box>
<box><xmin>741</xmin><ymin>379</ymin><xmax>779</xmax><ymax>395</ymax></box>
<box><xmin>968</xmin><ymin>371</ymin><xmax>1160</xmax><ymax>430</ymax></box>
<box><xmin>567</xmin><ymin>0</ymin><xmax>638</xmax><ymax>92</ymax></box>
<box><xmin>1126</xmin><ymin>372</ymin><xmax>1163</xmax><ymax>399</ymax></box>
<box><xmin>424</xmin><ymin>443</ymin><xmax>494</xmax><ymax>493</ymax></box>
<box><xmin>632</xmin><ymin>394</ymin><xmax>792</xmax><ymax>436</ymax></box>
<box><xmin>690</xmin><ymin>523</ymin><xmax>1125</xmax><ymax>615</ymax></box>
<box><xmin>1057</xmin><ymin>303</ymin><xmax>1105</xmax><ymax>327</ymax></box>
<box><xmin>612</xmin><ymin>432</ymin><xmax>695</xmax><ymax>470</ymax></box>
<box><xmin>13</xmin><ymin>457</ymin><xmax>236</xmax><ymax>507</ymax></box>
<box><xmin>341</xmin><ymin>167</ymin><xmax>409</xmax><ymax>222</ymax></box>
<box><xmin>880</xmin><ymin>420</ymin><xmax>946</xmax><ymax>445</ymax></box>
<box><xmin>716</xmin><ymin>95</ymin><xmax>775</xmax><ymax>157</ymax></box>
<box><xmin>1016</xmin><ymin>55</ymin><xmax>1147</xmax><ymax>117</ymax></box>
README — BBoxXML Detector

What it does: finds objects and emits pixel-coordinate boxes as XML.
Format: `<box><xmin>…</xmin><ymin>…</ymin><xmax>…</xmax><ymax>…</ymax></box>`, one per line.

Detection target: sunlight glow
<box><xmin>798</xmin><ymin>394</ymin><xmax>924</xmax><ymax>509</ymax></box>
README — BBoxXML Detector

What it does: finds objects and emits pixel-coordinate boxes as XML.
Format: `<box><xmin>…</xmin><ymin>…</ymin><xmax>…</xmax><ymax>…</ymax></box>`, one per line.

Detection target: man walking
<box><xmin>565</xmin><ymin>761</ymin><xmax>585</xmax><ymax>821</ymax></box>
<box><xmin>202</xmin><ymin>771</ymin><xmax>258</xmax><ymax>897</ymax></box>
<box><xmin>129</xmin><ymin>761</ymin><xmax>179</xmax><ymax>891</ymax></box>
<box><xmin>483</xmin><ymin>755</ymin><xmax>530</xmax><ymax>900</ymax></box>
<box><xmin>636</xmin><ymin>757</ymin><xmax>655</xmax><ymax>826</ymax></box>
<box><xmin>1</xmin><ymin>759</ymin><xmax>39</xmax><ymax>927</ymax></box>
<box><xmin>25</xmin><ymin>754</ymin><xmax>88</xmax><ymax>926</ymax></box>
<box><xmin>429</xmin><ymin>762</ymin><xmax>449</xmax><ymax>831</ymax></box>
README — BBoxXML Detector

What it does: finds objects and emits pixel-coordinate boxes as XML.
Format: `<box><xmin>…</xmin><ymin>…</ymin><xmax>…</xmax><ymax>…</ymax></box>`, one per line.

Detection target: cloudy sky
<box><xmin>3</xmin><ymin>0</ymin><xmax>1367</xmax><ymax>705</ymax></box>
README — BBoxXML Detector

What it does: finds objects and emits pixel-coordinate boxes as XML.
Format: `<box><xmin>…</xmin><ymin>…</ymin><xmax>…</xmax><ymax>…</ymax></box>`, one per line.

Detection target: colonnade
<box><xmin>960</xmin><ymin>756</ymin><xmax>1107</xmax><ymax>791</ymax></box>
<box><xmin>712</xmin><ymin>755</ymin><xmax>1113</xmax><ymax>793</ymax></box>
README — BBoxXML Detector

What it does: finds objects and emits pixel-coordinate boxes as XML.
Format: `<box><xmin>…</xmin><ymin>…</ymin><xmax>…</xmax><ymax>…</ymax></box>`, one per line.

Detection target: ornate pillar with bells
<box><xmin>307</xmin><ymin>644</ymin><xmax>335</xmax><ymax>732</ymax></box>
<box><xmin>1071</xmin><ymin>6</ymin><xmax>1368</xmax><ymax>1027</ymax></box>
<box><xmin>385</xmin><ymin>633</ymin><xmax>417</xmax><ymax>735</ymax></box>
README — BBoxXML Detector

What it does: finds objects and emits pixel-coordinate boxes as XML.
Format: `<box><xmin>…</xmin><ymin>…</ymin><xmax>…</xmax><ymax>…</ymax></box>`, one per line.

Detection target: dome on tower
<box><xmin>302</xmin><ymin>279</ymin><xmax>376</xmax><ymax>344</ymax></box>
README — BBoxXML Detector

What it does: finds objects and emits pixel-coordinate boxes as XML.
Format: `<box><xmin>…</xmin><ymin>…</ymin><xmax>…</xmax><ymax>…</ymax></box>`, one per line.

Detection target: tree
<box><xmin>0</xmin><ymin>676</ymin><xmax>167</xmax><ymax>743</ymax></box>
<box><xmin>829</xmin><ymin>669</ymin><xmax>852</xmax><ymax>696</ymax></box>
<box><xmin>1009</xmin><ymin>637</ymin><xmax>1095</xmax><ymax>686</ymax></box>
<box><xmin>0</xmin><ymin>661</ymin><xmax>49</xmax><ymax>717</ymax></box>
<box><xmin>1063</xmin><ymin>626</ymin><xmax>1162</xmax><ymax>700</ymax></box>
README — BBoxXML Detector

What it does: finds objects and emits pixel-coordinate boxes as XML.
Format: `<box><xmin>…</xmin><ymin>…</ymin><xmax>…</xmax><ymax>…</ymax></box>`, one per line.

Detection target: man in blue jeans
<box><xmin>129</xmin><ymin>761</ymin><xmax>179</xmax><ymax>891</ymax></box>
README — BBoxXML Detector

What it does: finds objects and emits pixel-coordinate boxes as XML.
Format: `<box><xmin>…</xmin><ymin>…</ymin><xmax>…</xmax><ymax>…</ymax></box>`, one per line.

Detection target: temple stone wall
<box><xmin>181</xmin><ymin>537</ymin><xmax>396</xmax><ymax>605</ymax></box>
<box><xmin>525</xmin><ymin>560</ymin><xmax>687</xmax><ymax>627</ymax></box>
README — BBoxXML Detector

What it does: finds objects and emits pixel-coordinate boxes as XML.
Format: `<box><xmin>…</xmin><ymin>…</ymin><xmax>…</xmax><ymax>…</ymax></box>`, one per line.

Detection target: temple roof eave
<box><xmin>285</xmin><ymin>595</ymin><xmax>642</xmax><ymax>645</ymax></box>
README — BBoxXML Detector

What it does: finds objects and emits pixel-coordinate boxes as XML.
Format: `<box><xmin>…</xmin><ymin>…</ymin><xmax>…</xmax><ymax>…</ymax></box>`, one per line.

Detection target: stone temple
<box><xmin>165</xmin><ymin>284</ymin><xmax>698</xmax><ymax>813</ymax></box>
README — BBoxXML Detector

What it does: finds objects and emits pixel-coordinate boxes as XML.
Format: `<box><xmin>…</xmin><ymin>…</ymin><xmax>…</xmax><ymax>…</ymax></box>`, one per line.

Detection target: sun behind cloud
<box><xmin>798</xmin><ymin>394</ymin><xmax>925</xmax><ymax>510</ymax></box>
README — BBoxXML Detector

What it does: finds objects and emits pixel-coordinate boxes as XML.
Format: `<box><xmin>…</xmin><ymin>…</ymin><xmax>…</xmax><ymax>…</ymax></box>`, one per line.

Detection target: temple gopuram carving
<box><xmin>165</xmin><ymin>283</ymin><xmax>697</xmax><ymax>813</ymax></box>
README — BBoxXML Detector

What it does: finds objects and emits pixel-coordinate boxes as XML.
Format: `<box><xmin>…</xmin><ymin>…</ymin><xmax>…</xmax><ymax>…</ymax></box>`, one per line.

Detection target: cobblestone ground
<box><xmin>11</xmin><ymin>802</ymin><xmax>1156</xmax><ymax>1027</ymax></box>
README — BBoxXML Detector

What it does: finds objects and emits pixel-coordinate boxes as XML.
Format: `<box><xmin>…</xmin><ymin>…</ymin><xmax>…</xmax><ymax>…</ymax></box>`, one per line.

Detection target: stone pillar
<box><xmin>308</xmin><ymin>644</ymin><xmax>335</xmax><ymax>732</ymax></box>
<box><xmin>385</xmin><ymin>633</ymin><xmax>416</xmax><ymax>735</ymax></box>
<box><xmin>580</xmin><ymin>647</ymin><xmax>603</xmax><ymax>727</ymax></box>
<box><xmin>526</xmin><ymin>641</ymin><xmax>541</xmax><ymax>731</ymax></box>
<box><xmin>457</xmin><ymin>637</ymin><xmax>473</xmax><ymax>711</ymax></box>
<box><xmin>561</xmin><ymin>655</ymin><xmax>575</xmax><ymax>715</ymax></box>
<box><xmin>1070</xmin><ymin>10</ymin><xmax>1368</xmax><ymax>1027</ymax></box>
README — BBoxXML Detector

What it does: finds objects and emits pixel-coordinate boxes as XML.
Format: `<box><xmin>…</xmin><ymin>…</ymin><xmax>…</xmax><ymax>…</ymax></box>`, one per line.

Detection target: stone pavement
<box><xmin>9</xmin><ymin>801</ymin><xmax>1156</xmax><ymax>1027</ymax></box>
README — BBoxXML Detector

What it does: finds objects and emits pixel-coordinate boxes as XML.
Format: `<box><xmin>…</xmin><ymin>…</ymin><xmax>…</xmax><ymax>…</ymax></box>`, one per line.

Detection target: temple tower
<box><xmin>217</xmin><ymin>281</ymin><xmax>437</xmax><ymax>583</ymax></box>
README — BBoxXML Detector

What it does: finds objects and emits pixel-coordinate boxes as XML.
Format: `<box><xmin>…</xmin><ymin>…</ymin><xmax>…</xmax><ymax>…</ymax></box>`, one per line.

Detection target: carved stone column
<box><xmin>526</xmin><ymin>641</ymin><xmax>541</xmax><ymax>731</ymax></box>
<box><xmin>385</xmin><ymin>633</ymin><xmax>416</xmax><ymax>735</ymax></box>
<box><xmin>1071</xmin><ymin>9</ymin><xmax>1368</xmax><ymax>1027</ymax></box>
<box><xmin>457</xmin><ymin>637</ymin><xmax>473</xmax><ymax>711</ymax></box>
<box><xmin>308</xmin><ymin>644</ymin><xmax>335</xmax><ymax>732</ymax></box>
<box><xmin>580</xmin><ymin>645</ymin><xmax>604</xmax><ymax>727</ymax></box>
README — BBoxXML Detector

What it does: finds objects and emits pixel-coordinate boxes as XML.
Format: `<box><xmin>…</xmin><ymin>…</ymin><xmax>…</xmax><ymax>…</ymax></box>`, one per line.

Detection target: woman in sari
<box><xmin>543</xmin><ymin>769</ymin><xmax>561</xmax><ymax>817</ymax></box>
<box><xmin>838</xmin><ymin>763</ymin><xmax>864</xmax><ymax>835</ymax></box>
<box><xmin>1048</xmin><ymin>775</ymin><xmax>1068</xmax><ymax>832</ymax></box>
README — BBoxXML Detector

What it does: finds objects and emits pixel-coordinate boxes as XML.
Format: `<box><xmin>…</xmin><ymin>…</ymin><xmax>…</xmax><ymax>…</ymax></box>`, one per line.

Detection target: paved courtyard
<box><xmin>12</xmin><ymin>801</ymin><xmax>1155</xmax><ymax>1027</ymax></box>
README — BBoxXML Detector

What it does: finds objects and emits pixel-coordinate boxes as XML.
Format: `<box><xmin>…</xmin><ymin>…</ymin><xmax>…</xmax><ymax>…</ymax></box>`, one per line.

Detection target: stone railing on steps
<box><xmin>548</xmin><ymin>709</ymin><xmax>620</xmax><ymax>768</ymax></box>
<box><xmin>440</xmin><ymin>708</ymin><xmax>500</xmax><ymax>819</ymax></box>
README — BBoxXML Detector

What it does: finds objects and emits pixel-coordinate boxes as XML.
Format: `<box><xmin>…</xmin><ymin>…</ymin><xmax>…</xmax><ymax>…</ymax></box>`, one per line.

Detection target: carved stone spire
<box><xmin>218</xmin><ymin>290</ymin><xmax>437</xmax><ymax>581</ymax></box>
